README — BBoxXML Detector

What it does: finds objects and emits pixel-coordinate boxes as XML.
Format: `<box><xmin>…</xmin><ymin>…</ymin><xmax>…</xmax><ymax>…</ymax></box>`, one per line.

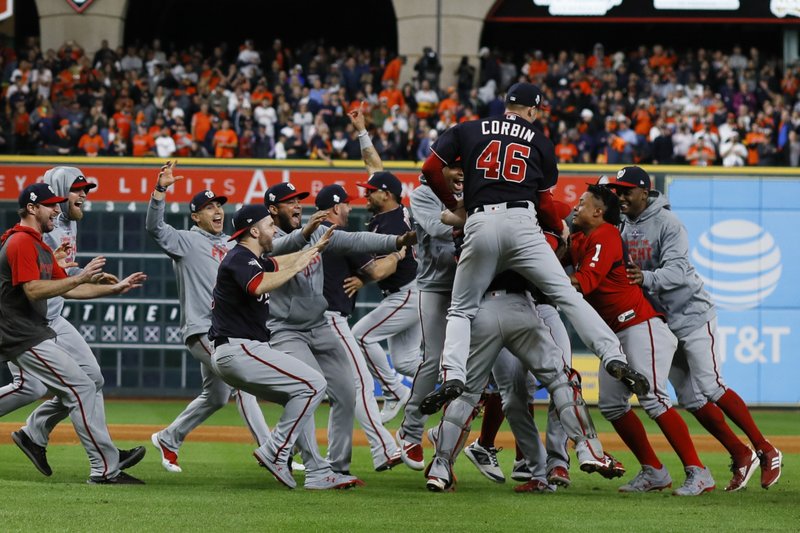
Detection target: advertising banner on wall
<box><xmin>666</xmin><ymin>176</ymin><xmax>800</xmax><ymax>404</ymax></box>
<box><xmin>0</xmin><ymin>159</ymin><xmax>593</xmax><ymax>208</ymax></box>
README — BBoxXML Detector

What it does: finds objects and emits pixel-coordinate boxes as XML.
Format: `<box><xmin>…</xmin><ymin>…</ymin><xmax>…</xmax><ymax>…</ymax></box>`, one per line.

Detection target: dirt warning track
<box><xmin>1</xmin><ymin>423</ymin><xmax>798</xmax><ymax>453</ymax></box>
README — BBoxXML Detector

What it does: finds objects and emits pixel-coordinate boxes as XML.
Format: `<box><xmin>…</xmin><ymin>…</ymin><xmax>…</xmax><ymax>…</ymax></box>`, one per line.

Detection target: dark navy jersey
<box><xmin>486</xmin><ymin>270</ymin><xmax>529</xmax><ymax>294</ymax></box>
<box><xmin>209</xmin><ymin>244</ymin><xmax>277</xmax><ymax>343</ymax></box>
<box><xmin>368</xmin><ymin>206</ymin><xmax>416</xmax><ymax>292</ymax></box>
<box><xmin>431</xmin><ymin>112</ymin><xmax>558</xmax><ymax>212</ymax></box>
<box><xmin>321</xmin><ymin>221</ymin><xmax>369</xmax><ymax>316</ymax></box>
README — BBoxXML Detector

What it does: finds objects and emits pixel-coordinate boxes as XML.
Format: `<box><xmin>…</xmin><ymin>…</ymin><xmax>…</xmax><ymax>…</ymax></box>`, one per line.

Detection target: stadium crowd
<box><xmin>3</xmin><ymin>35</ymin><xmax>800</xmax><ymax>167</ymax></box>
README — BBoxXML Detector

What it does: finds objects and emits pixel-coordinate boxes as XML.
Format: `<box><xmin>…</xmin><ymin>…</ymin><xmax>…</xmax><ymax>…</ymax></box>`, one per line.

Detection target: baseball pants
<box><xmin>9</xmin><ymin>338</ymin><xmax>120</xmax><ymax>479</ymax></box>
<box><xmin>398</xmin><ymin>290</ymin><xmax>449</xmax><ymax>445</ymax></box>
<box><xmin>668</xmin><ymin>318</ymin><xmax>728</xmax><ymax>411</ymax></box>
<box><xmin>351</xmin><ymin>282</ymin><xmax>422</xmax><ymax>401</ymax></box>
<box><xmin>429</xmin><ymin>291</ymin><xmax>607</xmax><ymax>484</ymax></box>
<box><xmin>21</xmin><ymin>316</ymin><xmax>106</xmax><ymax>447</ymax></box>
<box><xmin>440</xmin><ymin>202</ymin><xmax>625</xmax><ymax>385</ymax></box>
<box><xmin>270</xmin><ymin>326</ymin><xmax>357</xmax><ymax>473</ymax></box>
<box><xmin>0</xmin><ymin>361</ymin><xmax>48</xmax><ymax>416</ymax></box>
<box><xmin>211</xmin><ymin>337</ymin><xmax>326</xmax><ymax>469</ymax></box>
<box><xmin>155</xmin><ymin>333</ymin><xmax>270</xmax><ymax>453</ymax></box>
<box><xmin>326</xmin><ymin>311</ymin><xmax>399</xmax><ymax>469</ymax></box>
<box><xmin>598</xmin><ymin>318</ymin><xmax>679</xmax><ymax>422</ymax></box>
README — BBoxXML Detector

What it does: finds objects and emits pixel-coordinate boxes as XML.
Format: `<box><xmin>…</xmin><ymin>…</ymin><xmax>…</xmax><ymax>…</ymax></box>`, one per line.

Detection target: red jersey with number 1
<box><xmin>430</xmin><ymin>112</ymin><xmax>558</xmax><ymax>212</ymax></box>
<box><xmin>569</xmin><ymin>223</ymin><xmax>659</xmax><ymax>333</ymax></box>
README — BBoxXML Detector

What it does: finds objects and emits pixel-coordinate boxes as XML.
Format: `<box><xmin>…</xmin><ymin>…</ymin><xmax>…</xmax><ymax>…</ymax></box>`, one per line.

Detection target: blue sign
<box><xmin>667</xmin><ymin>177</ymin><xmax>800</xmax><ymax>404</ymax></box>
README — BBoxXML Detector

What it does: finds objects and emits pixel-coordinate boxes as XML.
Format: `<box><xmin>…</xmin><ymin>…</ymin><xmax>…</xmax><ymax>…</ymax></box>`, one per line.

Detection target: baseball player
<box><xmin>1</xmin><ymin>168</ymin><xmax>146</xmax><ymax>478</ymax></box>
<box><xmin>419</xmin><ymin>81</ymin><xmax>647</xmax><ymax>414</ymax></box>
<box><xmin>425</xmin><ymin>270</ymin><xmax>623</xmax><ymax>492</ymax></box>
<box><xmin>145</xmin><ymin>161</ymin><xmax>270</xmax><ymax>473</ymax></box>
<box><xmin>265</xmin><ymin>181</ymin><xmax>416</xmax><ymax>475</ymax></box>
<box><xmin>609</xmin><ymin>166</ymin><xmax>782</xmax><ymax>491</ymax></box>
<box><xmin>396</xmin><ymin>165</ymin><xmax>462</xmax><ymax>470</ymax></box>
<box><xmin>1</xmin><ymin>183</ymin><xmax>146</xmax><ymax>484</ymax></box>
<box><xmin>568</xmin><ymin>183</ymin><xmax>713</xmax><ymax>496</ymax></box>
<box><xmin>350</xmin><ymin>171</ymin><xmax>421</xmax><ymax>423</ymax></box>
<box><xmin>208</xmin><ymin>203</ymin><xmax>359</xmax><ymax>490</ymax></box>
<box><xmin>317</xmin><ymin>184</ymin><xmax>404</xmax><ymax>471</ymax></box>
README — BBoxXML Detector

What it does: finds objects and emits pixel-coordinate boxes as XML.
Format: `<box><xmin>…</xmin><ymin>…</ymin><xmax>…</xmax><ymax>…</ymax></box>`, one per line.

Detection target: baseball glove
<box><xmin>605</xmin><ymin>360</ymin><xmax>650</xmax><ymax>396</ymax></box>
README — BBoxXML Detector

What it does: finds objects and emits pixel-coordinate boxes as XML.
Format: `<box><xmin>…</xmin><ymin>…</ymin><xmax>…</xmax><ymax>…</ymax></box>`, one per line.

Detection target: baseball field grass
<box><xmin>0</xmin><ymin>401</ymin><xmax>797</xmax><ymax>533</ymax></box>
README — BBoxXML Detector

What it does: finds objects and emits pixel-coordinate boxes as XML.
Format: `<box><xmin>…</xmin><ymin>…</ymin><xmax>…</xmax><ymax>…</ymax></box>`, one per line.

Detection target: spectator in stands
<box><xmin>132</xmin><ymin>123</ymin><xmax>155</xmax><ymax>156</ymax></box>
<box><xmin>77</xmin><ymin>123</ymin><xmax>104</xmax><ymax>156</ymax></box>
<box><xmin>212</xmin><ymin>119</ymin><xmax>238</xmax><ymax>158</ymax></box>
<box><xmin>686</xmin><ymin>135</ymin><xmax>717</xmax><ymax>166</ymax></box>
<box><xmin>415</xmin><ymin>46</ymin><xmax>442</xmax><ymax>89</ymax></box>
<box><xmin>720</xmin><ymin>131</ymin><xmax>748</xmax><ymax>167</ymax></box>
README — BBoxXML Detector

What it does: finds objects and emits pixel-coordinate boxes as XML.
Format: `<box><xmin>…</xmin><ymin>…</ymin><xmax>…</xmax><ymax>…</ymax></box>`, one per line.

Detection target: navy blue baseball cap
<box><xmin>190</xmin><ymin>190</ymin><xmax>228</xmax><ymax>213</ymax></box>
<box><xmin>19</xmin><ymin>183</ymin><xmax>67</xmax><ymax>207</ymax></box>
<box><xmin>228</xmin><ymin>204</ymin><xmax>270</xmax><ymax>241</ymax></box>
<box><xmin>70</xmin><ymin>174</ymin><xmax>98</xmax><ymax>192</ymax></box>
<box><xmin>607</xmin><ymin>166</ymin><xmax>651</xmax><ymax>190</ymax></box>
<box><xmin>357</xmin><ymin>171</ymin><xmax>402</xmax><ymax>198</ymax></box>
<box><xmin>264</xmin><ymin>182</ymin><xmax>309</xmax><ymax>206</ymax></box>
<box><xmin>316</xmin><ymin>184</ymin><xmax>350</xmax><ymax>210</ymax></box>
<box><xmin>506</xmin><ymin>82</ymin><xmax>543</xmax><ymax>108</ymax></box>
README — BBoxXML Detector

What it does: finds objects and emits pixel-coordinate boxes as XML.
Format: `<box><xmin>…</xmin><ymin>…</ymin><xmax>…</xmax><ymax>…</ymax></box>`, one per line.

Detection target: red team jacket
<box><xmin>569</xmin><ymin>222</ymin><xmax>660</xmax><ymax>333</ymax></box>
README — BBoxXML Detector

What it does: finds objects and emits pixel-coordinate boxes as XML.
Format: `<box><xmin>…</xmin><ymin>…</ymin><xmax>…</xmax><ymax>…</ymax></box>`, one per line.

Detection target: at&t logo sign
<box><xmin>691</xmin><ymin>219</ymin><xmax>782</xmax><ymax>311</ymax></box>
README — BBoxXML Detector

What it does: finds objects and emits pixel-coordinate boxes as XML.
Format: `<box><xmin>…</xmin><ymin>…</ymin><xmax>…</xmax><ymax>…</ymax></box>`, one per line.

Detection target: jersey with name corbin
<box><xmin>431</xmin><ymin>112</ymin><xmax>558</xmax><ymax>212</ymax></box>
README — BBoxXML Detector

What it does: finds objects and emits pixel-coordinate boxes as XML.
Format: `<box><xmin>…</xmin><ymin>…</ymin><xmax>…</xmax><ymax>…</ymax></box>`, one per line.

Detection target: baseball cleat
<box><xmin>725</xmin><ymin>449</ymin><xmax>759</xmax><ymax>492</ymax></box>
<box><xmin>88</xmin><ymin>471</ymin><xmax>145</xmax><ymax>485</ymax></box>
<box><xmin>376</xmin><ymin>450</ymin><xmax>403</xmax><ymax>472</ymax></box>
<box><xmin>426</xmin><ymin>476</ymin><xmax>455</xmax><ymax>492</ymax></box>
<box><xmin>511</xmin><ymin>459</ymin><xmax>533</xmax><ymax>482</ymax></box>
<box><xmin>119</xmin><ymin>446</ymin><xmax>146</xmax><ymax>471</ymax></box>
<box><xmin>253</xmin><ymin>448</ymin><xmax>296</xmax><ymax>489</ymax></box>
<box><xmin>513</xmin><ymin>479</ymin><xmax>554</xmax><ymax>493</ymax></box>
<box><xmin>605</xmin><ymin>360</ymin><xmax>650</xmax><ymax>396</ymax></box>
<box><xmin>619</xmin><ymin>465</ymin><xmax>673</xmax><ymax>493</ymax></box>
<box><xmin>397</xmin><ymin>430</ymin><xmax>425</xmax><ymax>471</ymax></box>
<box><xmin>593</xmin><ymin>453</ymin><xmax>626</xmax><ymax>479</ymax></box>
<box><xmin>757</xmin><ymin>444</ymin><xmax>783</xmax><ymax>489</ymax></box>
<box><xmin>11</xmin><ymin>430</ymin><xmax>52</xmax><ymax>477</ymax></box>
<box><xmin>151</xmin><ymin>433</ymin><xmax>182</xmax><ymax>473</ymax></box>
<box><xmin>463</xmin><ymin>439</ymin><xmax>505</xmax><ymax>483</ymax></box>
<box><xmin>426</xmin><ymin>427</ymin><xmax>439</xmax><ymax>449</ymax></box>
<box><xmin>419</xmin><ymin>380</ymin><xmax>464</xmax><ymax>415</ymax></box>
<box><xmin>547</xmin><ymin>465</ymin><xmax>571</xmax><ymax>488</ymax></box>
<box><xmin>305</xmin><ymin>471</ymin><xmax>363</xmax><ymax>490</ymax></box>
<box><xmin>673</xmin><ymin>466</ymin><xmax>715</xmax><ymax>496</ymax></box>
<box><xmin>380</xmin><ymin>386</ymin><xmax>411</xmax><ymax>424</ymax></box>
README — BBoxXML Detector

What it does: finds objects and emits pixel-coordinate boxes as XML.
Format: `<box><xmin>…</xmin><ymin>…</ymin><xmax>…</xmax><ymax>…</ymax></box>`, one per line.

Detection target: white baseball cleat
<box><xmin>151</xmin><ymin>433</ymin><xmax>182</xmax><ymax>473</ymax></box>
<box><xmin>253</xmin><ymin>448</ymin><xmax>296</xmax><ymax>489</ymax></box>
<box><xmin>673</xmin><ymin>466</ymin><xmax>715</xmax><ymax>496</ymax></box>
<box><xmin>380</xmin><ymin>386</ymin><xmax>411</xmax><ymax>424</ymax></box>
<box><xmin>463</xmin><ymin>439</ymin><xmax>505</xmax><ymax>483</ymax></box>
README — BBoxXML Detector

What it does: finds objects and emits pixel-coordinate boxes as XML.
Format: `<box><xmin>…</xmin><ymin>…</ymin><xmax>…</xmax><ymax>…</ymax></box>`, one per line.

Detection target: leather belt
<box><xmin>471</xmin><ymin>201</ymin><xmax>530</xmax><ymax>215</ymax></box>
<box><xmin>213</xmin><ymin>336</ymin><xmax>229</xmax><ymax>349</ymax></box>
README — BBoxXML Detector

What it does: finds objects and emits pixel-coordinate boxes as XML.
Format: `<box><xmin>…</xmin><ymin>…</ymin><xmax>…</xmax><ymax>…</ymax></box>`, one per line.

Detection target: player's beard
<box><xmin>276</xmin><ymin>211</ymin><xmax>295</xmax><ymax>233</ymax></box>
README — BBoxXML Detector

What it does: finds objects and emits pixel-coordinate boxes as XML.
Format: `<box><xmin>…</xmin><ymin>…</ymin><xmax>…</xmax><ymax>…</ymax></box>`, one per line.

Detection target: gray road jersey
<box><xmin>410</xmin><ymin>181</ymin><xmax>457</xmax><ymax>292</ymax></box>
<box><xmin>42</xmin><ymin>214</ymin><xmax>79</xmax><ymax>321</ymax></box>
<box><xmin>43</xmin><ymin>168</ymin><xmax>84</xmax><ymax>321</ymax></box>
<box><xmin>267</xmin><ymin>225</ymin><xmax>399</xmax><ymax>332</ymax></box>
<box><xmin>146</xmin><ymin>196</ymin><xmax>233</xmax><ymax>343</ymax></box>
<box><xmin>619</xmin><ymin>191</ymin><xmax>716</xmax><ymax>338</ymax></box>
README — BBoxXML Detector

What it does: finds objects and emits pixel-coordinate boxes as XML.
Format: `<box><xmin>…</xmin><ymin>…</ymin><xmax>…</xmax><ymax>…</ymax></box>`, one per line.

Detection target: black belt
<box><xmin>214</xmin><ymin>336</ymin><xmax>229</xmax><ymax>349</ymax></box>
<box><xmin>471</xmin><ymin>201</ymin><xmax>530</xmax><ymax>215</ymax></box>
<box><xmin>381</xmin><ymin>287</ymin><xmax>402</xmax><ymax>297</ymax></box>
